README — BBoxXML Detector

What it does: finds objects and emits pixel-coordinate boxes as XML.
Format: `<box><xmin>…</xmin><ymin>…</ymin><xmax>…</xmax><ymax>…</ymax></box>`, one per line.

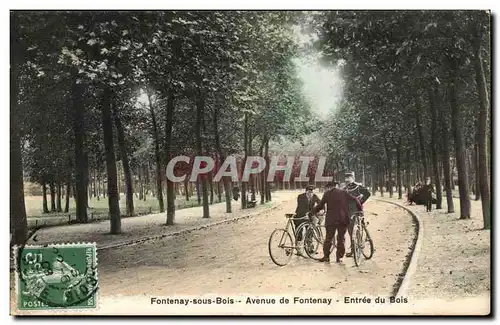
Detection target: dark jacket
<box><xmin>343</xmin><ymin>182</ymin><xmax>371</xmax><ymax>204</ymax></box>
<box><xmin>422</xmin><ymin>184</ymin><xmax>434</xmax><ymax>197</ymax></box>
<box><xmin>295</xmin><ymin>193</ymin><xmax>321</xmax><ymax>217</ymax></box>
<box><xmin>310</xmin><ymin>188</ymin><xmax>362</xmax><ymax>227</ymax></box>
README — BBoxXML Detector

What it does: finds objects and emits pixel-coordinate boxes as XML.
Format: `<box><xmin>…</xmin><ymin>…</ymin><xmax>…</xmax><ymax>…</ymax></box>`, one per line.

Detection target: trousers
<box><xmin>426</xmin><ymin>198</ymin><xmax>432</xmax><ymax>212</ymax></box>
<box><xmin>293</xmin><ymin>219</ymin><xmax>308</xmax><ymax>241</ymax></box>
<box><xmin>324</xmin><ymin>225</ymin><xmax>347</xmax><ymax>260</ymax></box>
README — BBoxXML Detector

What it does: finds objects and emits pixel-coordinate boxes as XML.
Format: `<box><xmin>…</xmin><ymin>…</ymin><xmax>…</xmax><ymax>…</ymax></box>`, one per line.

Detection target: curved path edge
<box><xmin>372</xmin><ymin>197</ymin><xmax>423</xmax><ymax>298</ymax></box>
<box><xmin>9</xmin><ymin>203</ymin><xmax>285</xmax><ymax>271</ymax></box>
<box><xmin>97</xmin><ymin>203</ymin><xmax>284</xmax><ymax>251</ymax></box>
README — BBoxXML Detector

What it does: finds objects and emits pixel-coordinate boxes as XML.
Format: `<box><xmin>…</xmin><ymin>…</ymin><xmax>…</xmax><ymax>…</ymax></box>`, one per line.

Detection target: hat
<box><xmin>325</xmin><ymin>182</ymin><xmax>337</xmax><ymax>188</ymax></box>
<box><xmin>345</xmin><ymin>171</ymin><xmax>355</xmax><ymax>178</ymax></box>
<box><xmin>305</xmin><ymin>185</ymin><xmax>314</xmax><ymax>191</ymax></box>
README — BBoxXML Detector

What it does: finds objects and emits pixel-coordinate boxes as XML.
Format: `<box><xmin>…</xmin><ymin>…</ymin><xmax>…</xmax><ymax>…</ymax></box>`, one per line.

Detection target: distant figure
<box><xmin>422</xmin><ymin>178</ymin><xmax>434</xmax><ymax>212</ymax></box>
<box><xmin>232</xmin><ymin>186</ymin><xmax>240</xmax><ymax>201</ymax></box>
<box><xmin>408</xmin><ymin>181</ymin><xmax>437</xmax><ymax>207</ymax></box>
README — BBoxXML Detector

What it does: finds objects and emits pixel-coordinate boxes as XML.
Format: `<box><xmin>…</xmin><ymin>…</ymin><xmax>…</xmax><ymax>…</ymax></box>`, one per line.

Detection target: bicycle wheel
<box><xmin>295</xmin><ymin>222</ymin><xmax>309</xmax><ymax>256</ymax></box>
<box><xmin>304</xmin><ymin>225</ymin><xmax>334</xmax><ymax>260</ymax></box>
<box><xmin>268</xmin><ymin>229</ymin><xmax>294</xmax><ymax>266</ymax></box>
<box><xmin>361</xmin><ymin>224</ymin><xmax>374</xmax><ymax>260</ymax></box>
<box><xmin>352</xmin><ymin>225</ymin><xmax>363</xmax><ymax>267</ymax></box>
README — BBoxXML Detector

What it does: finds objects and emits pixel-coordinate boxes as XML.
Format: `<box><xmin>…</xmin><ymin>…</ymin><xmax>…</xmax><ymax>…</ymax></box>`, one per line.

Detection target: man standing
<box><xmin>309</xmin><ymin>182</ymin><xmax>362</xmax><ymax>263</ymax></box>
<box><xmin>343</xmin><ymin>172</ymin><xmax>371</xmax><ymax>257</ymax></box>
<box><xmin>232</xmin><ymin>184</ymin><xmax>240</xmax><ymax>201</ymax></box>
<box><xmin>422</xmin><ymin>177</ymin><xmax>434</xmax><ymax>212</ymax></box>
<box><xmin>294</xmin><ymin>185</ymin><xmax>321</xmax><ymax>243</ymax></box>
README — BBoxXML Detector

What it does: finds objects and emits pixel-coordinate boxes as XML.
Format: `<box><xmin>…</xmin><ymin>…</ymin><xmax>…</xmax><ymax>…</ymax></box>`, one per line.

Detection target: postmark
<box><xmin>14</xmin><ymin>239</ymin><xmax>98</xmax><ymax>310</ymax></box>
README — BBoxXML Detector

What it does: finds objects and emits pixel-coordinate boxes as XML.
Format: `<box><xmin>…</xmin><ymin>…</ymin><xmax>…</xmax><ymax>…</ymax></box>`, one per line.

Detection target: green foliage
<box><xmin>13</xmin><ymin>11</ymin><xmax>313</xmax><ymax>193</ymax></box>
<box><xmin>309</xmin><ymin>10</ymin><xmax>490</xmax><ymax>165</ymax></box>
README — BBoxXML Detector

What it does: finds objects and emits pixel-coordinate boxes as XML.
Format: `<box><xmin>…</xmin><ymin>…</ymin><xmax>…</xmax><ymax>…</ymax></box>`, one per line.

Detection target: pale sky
<box><xmin>294</xmin><ymin>58</ymin><xmax>343</xmax><ymax>120</ymax></box>
<box><xmin>292</xmin><ymin>24</ymin><xmax>344</xmax><ymax>121</ymax></box>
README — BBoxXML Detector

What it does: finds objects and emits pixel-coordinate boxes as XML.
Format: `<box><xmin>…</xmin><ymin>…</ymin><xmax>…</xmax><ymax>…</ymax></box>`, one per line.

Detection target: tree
<box><xmin>10</xmin><ymin>12</ymin><xmax>28</xmax><ymax>245</ymax></box>
<box><xmin>309</xmin><ymin>10</ymin><xmax>488</xmax><ymax>224</ymax></box>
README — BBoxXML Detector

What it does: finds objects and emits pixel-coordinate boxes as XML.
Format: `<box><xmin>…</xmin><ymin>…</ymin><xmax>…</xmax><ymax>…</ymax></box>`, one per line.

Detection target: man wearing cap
<box><xmin>294</xmin><ymin>185</ymin><xmax>321</xmax><ymax>250</ymax></box>
<box><xmin>343</xmin><ymin>172</ymin><xmax>371</xmax><ymax>257</ymax></box>
<box><xmin>308</xmin><ymin>182</ymin><xmax>362</xmax><ymax>263</ymax></box>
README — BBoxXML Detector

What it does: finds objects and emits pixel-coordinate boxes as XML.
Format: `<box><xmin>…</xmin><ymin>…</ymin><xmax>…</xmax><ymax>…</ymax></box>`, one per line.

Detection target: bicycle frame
<box><xmin>351</xmin><ymin>211</ymin><xmax>365</xmax><ymax>226</ymax></box>
<box><xmin>278</xmin><ymin>215</ymin><xmax>311</xmax><ymax>250</ymax></box>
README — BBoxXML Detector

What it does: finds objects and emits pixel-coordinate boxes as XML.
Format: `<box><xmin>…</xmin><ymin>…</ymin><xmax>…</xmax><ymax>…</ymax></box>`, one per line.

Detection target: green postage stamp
<box><xmin>14</xmin><ymin>242</ymin><xmax>99</xmax><ymax>310</ymax></box>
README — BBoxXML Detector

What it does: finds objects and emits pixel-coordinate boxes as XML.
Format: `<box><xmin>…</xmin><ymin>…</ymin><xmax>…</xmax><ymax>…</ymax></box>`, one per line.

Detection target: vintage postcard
<box><xmin>9</xmin><ymin>9</ymin><xmax>491</xmax><ymax>316</ymax></box>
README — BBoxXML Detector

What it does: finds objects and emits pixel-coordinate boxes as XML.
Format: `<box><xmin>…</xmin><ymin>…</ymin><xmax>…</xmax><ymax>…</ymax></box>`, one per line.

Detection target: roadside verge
<box><xmin>372</xmin><ymin>197</ymin><xmax>422</xmax><ymax>298</ymax></box>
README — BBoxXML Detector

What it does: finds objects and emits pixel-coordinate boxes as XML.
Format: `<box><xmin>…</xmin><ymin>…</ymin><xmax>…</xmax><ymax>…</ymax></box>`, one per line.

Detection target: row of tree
<box><xmin>308</xmin><ymin>10</ymin><xmax>491</xmax><ymax>228</ymax></box>
<box><xmin>10</xmin><ymin>11</ymin><xmax>317</xmax><ymax>245</ymax></box>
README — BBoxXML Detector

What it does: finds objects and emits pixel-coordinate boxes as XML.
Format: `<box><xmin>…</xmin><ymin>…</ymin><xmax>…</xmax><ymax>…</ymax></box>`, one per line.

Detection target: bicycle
<box><xmin>350</xmin><ymin>211</ymin><xmax>374</xmax><ymax>267</ymax></box>
<box><xmin>268</xmin><ymin>212</ymin><xmax>324</xmax><ymax>266</ymax></box>
<box><xmin>303</xmin><ymin>213</ymin><xmax>336</xmax><ymax>260</ymax></box>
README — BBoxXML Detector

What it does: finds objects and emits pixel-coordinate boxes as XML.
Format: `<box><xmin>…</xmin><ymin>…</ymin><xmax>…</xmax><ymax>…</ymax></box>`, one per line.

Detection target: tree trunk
<box><xmin>92</xmin><ymin>169</ymin><xmax>97</xmax><ymax>198</ymax></box>
<box><xmin>384</xmin><ymin>139</ymin><xmax>393</xmax><ymax>198</ymax></box>
<box><xmin>473</xmin><ymin>142</ymin><xmax>480</xmax><ymax>200</ymax></box>
<box><xmin>473</xmin><ymin>30</ymin><xmax>491</xmax><ymax>229</ymax></box>
<box><xmin>116</xmin><ymin>164</ymin><xmax>121</xmax><ymax>201</ymax></box>
<box><xmin>103</xmin><ymin>173</ymin><xmax>107</xmax><ymax>198</ymax></box>
<box><xmin>64</xmin><ymin>177</ymin><xmax>71</xmax><ymax>213</ymax></box>
<box><xmin>467</xmin><ymin>149</ymin><xmax>474</xmax><ymax>195</ymax></box>
<box><xmin>144</xmin><ymin>163</ymin><xmax>150</xmax><ymax>200</ymax></box>
<box><xmin>449</xmin><ymin>61</ymin><xmax>471</xmax><ymax>219</ymax></box>
<box><xmin>138</xmin><ymin>165</ymin><xmax>144</xmax><ymax>200</ymax></box>
<box><xmin>415</xmin><ymin>96</ymin><xmax>429</xmax><ymax>180</ymax></box>
<box><xmin>42</xmin><ymin>181</ymin><xmax>49</xmax><ymax>213</ymax></box>
<box><xmin>378</xmin><ymin>164</ymin><xmax>384</xmax><ymax>197</ymax></box>
<box><xmin>56</xmin><ymin>181</ymin><xmax>63</xmax><ymax>212</ymax></box>
<box><xmin>217</xmin><ymin>181</ymin><xmax>222</xmax><ymax>202</ymax></box>
<box><xmin>260</xmin><ymin>137</ymin><xmax>267</xmax><ymax>204</ymax></box>
<box><xmin>196</xmin><ymin>180</ymin><xmax>201</xmax><ymax>204</ymax></box>
<box><xmin>241</xmin><ymin>113</ymin><xmax>248</xmax><ymax>209</ymax></box>
<box><xmin>438</xmin><ymin>90</ymin><xmax>455</xmax><ymax>213</ymax></box>
<box><xmin>84</xmin><ymin>153</ymin><xmax>90</xmax><ymax>208</ymax></box>
<box><xmin>196</xmin><ymin>93</ymin><xmax>210</xmax><ymax>218</ymax></box>
<box><xmin>213</xmin><ymin>106</ymin><xmax>232</xmax><ymax>213</ymax></box>
<box><xmin>113</xmin><ymin>104</ymin><xmax>134</xmax><ymax>217</ymax></box>
<box><xmin>405</xmin><ymin>149</ymin><xmax>412</xmax><ymax>195</ymax></box>
<box><xmin>49</xmin><ymin>181</ymin><xmax>57</xmax><ymax>212</ymax></box>
<box><xmin>209</xmin><ymin>171</ymin><xmax>214</xmax><ymax>204</ymax></box>
<box><xmin>396</xmin><ymin>140</ymin><xmax>402</xmax><ymax>199</ymax></box>
<box><xmin>371</xmin><ymin>159</ymin><xmax>377</xmax><ymax>194</ymax></box>
<box><xmin>428</xmin><ymin>87</ymin><xmax>443</xmax><ymax>209</ymax></box>
<box><xmin>450</xmin><ymin>159</ymin><xmax>456</xmax><ymax>190</ymax></box>
<box><xmin>101</xmin><ymin>86</ymin><xmax>121</xmax><ymax>233</ymax></box>
<box><xmin>265</xmin><ymin>138</ymin><xmax>271</xmax><ymax>202</ymax></box>
<box><xmin>249</xmin><ymin>131</ymin><xmax>256</xmax><ymax>202</ymax></box>
<box><xmin>164</xmin><ymin>95</ymin><xmax>176</xmax><ymax>225</ymax></box>
<box><xmin>96</xmin><ymin>172</ymin><xmax>101</xmax><ymax>200</ymax></box>
<box><xmin>147</xmin><ymin>91</ymin><xmax>165</xmax><ymax>213</ymax></box>
<box><xmin>71</xmin><ymin>80</ymin><xmax>88</xmax><ymax>223</ymax></box>
<box><xmin>184</xmin><ymin>177</ymin><xmax>190</xmax><ymax>201</ymax></box>
<box><xmin>10</xmin><ymin>29</ymin><xmax>28</xmax><ymax>244</ymax></box>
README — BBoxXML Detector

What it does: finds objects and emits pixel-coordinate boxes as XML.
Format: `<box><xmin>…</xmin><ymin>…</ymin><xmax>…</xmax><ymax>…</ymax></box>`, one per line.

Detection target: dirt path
<box><xmin>373</xmin><ymin>194</ymin><xmax>490</xmax><ymax>315</ymax></box>
<box><xmin>12</xmin><ymin>198</ymin><xmax>415</xmax><ymax>315</ymax></box>
<box><xmin>23</xmin><ymin>191</ymin><xmax>294</xmax><ymax>248</ymax></box>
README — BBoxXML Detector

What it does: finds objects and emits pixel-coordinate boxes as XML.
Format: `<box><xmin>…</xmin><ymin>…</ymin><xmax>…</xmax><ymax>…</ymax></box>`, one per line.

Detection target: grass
<box><xmin>25</xmin><ymin>194</ymin><xmax>226</xmax><ymax>220</ymax></box>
